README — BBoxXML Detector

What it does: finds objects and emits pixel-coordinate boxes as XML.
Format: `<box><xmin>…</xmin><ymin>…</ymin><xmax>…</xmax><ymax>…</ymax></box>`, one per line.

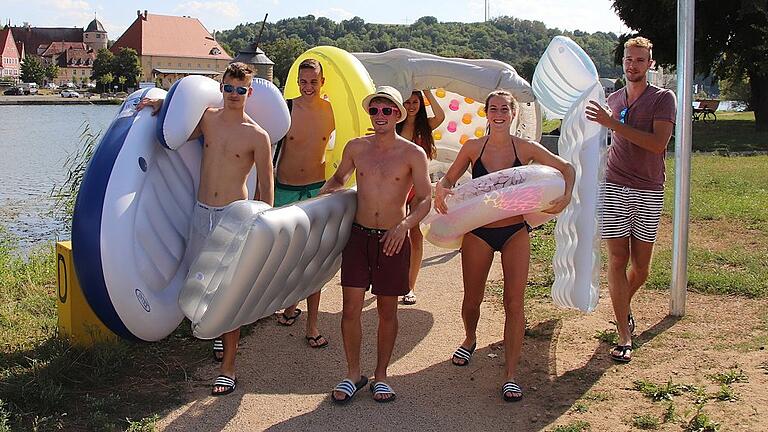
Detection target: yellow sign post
<box><xmin>56</xmin><ymin>241</ymin><xmax>117</xmax><ymax>346</ymax></box>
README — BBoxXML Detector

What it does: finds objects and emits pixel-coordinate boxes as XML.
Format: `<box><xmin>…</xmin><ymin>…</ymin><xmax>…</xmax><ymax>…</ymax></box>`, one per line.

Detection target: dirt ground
<box><xmin>156</xmin><ymin>241</ymin><xmax>768</xmax><ymax>432</ymax></box>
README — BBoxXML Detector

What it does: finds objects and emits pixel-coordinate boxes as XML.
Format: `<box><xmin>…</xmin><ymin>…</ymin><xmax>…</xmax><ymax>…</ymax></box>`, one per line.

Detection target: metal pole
<box><xmin>670</xmin><ymin>0</ymin><xmax>694</xmax><ymax>316</ymax></box>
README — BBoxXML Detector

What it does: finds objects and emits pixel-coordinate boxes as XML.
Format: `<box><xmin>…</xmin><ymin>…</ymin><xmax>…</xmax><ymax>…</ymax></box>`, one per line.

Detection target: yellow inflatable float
<box><xmin>284</xmin><ymin>46</ymin><xmax>375</xmax><ymax>179</ymax></box>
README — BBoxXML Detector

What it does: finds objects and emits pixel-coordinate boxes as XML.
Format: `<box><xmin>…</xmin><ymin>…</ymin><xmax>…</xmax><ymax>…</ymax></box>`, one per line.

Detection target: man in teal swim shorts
<box><xmin>273</xmin><ymin>59</ymin><xmax>335</xmax><ymax>348</ymax></box>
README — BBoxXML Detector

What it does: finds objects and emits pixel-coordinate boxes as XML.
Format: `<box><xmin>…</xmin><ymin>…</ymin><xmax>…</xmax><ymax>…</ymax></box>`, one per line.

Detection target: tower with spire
<box><xmin>84</xmin><ymin>14</ymin><xmax>107</xmax><ymax>51</ymax></box>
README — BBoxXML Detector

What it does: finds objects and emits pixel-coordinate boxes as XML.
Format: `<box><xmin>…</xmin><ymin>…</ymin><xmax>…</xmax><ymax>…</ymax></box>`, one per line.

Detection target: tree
<box><xmin>112</xmin><ymin>48</ymin><xmax>142</xmax><ymax>88</ymax></box>
<box><xmin>20</xmin><ymin>55</ymin><xmax>46</xmax><ymax>84</ymax></box>
<box><xmin>719</xmin><ymin>75</ymin><xmax>750</xmax><ymax>104</ymax></box>
<box><xmin>44</xmin><ymin>63</ymin><xmax>59</xmax><ymax>83</ymax></box>
<box><xmin>612</xmin><ymin>0</ymin><xmax>768</xmax><ymax>131</ymax></box>
<box><xmin>117</xmin><ymin>76</ymin><xmax>127</xmax><ymax>92</ymax></box>
<box><xmin>261</xmin><ymin>37</ymin><xmax>309</xmax><ymax>88</ymax></box>
<box><xmin>91</xmin><ymin>48</ymin><xmax>114</xmax><ymax>87</ymax></box>
<box><xmin>98</xmin><ymin>72</ymin><xmax>114</xmax><ymax>93</ymax></box>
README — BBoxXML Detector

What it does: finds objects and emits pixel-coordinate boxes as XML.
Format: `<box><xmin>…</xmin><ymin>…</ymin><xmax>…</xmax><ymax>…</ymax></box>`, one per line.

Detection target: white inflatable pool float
<box><xmin>420</xmin><ymin>165</ymin><xmax>565</xmax><ymax>249</ymax></box>
<box><xmin>533</xmin><ymin>36</ymin><xmax>607</xmax><ymax>312</ymax></box>
<box><xmin>72</xmin><ymin>76</ymin><xmax>290</xmax><ymax>341</ymax></box>
<box><xmin>180</xmin><ymin>189</ymin><xmax>357</xmax><ymax>339</ymax></box>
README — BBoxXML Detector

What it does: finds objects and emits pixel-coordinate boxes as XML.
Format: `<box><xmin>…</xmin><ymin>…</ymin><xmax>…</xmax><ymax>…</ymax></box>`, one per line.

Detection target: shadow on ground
<box><xmin>162</xmin><ymin>314</ymin><xmax>680</xmax><ymax>431</ymax></box>
<box><xmin>161</xmin><ymin>298</ymin><xmax>434</xmax><ymax>431</ymax></box>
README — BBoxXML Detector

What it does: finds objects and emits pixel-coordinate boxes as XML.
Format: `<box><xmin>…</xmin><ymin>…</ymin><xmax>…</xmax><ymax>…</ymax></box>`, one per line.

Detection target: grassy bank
<box><xmin>0</xmin><ymin>229</ymin><xmax>210</xmax><ymax>431</ymax></box>
<box><xmin>522</xmin><ymin>154</ymin><xmax>768</xmax><ymax>299</ymax></box>
<box><xmin>543</xmin><ymin>111</ymin><xmax>768</xmax><ymax>153</ymax></box>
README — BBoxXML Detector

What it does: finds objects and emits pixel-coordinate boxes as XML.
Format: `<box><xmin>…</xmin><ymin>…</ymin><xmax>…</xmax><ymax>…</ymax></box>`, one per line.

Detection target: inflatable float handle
<box><xmin>156</xmin><ymin>75</ymin><xmax>223</xmax><ymax>150</ymax></box>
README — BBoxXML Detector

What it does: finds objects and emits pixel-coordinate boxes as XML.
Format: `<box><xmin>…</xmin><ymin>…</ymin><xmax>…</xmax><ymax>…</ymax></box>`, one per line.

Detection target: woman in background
<box><xmin>396</xmin><ymin>89</ymin><xmax>445</xmax><ymax>305</ymax></box>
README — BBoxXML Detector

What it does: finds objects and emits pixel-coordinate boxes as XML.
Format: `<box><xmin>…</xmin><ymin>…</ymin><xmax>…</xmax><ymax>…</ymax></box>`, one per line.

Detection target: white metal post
<box><xmin>670</xmin><ymin>0</ymin><xmax>694</xmax><ymax>316</ymax></box>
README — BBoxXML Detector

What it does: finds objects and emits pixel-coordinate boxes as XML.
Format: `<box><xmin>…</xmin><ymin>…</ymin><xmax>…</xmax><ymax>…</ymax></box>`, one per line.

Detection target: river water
<box><xmin>0</xmin><ymin>105</ymin><xmax>118</xmax><ymax>247</ymax></box>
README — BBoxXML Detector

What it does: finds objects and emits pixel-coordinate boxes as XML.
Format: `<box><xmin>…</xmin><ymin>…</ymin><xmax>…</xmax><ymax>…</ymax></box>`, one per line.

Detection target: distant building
<box><xmin>10</xmin><ymin>18</ymin><xmax>106</xmax><ymax>85</ymax></box>
<box><xmin>0</xmin><ymin>27</ymin><xmax>21</xmax><ymax>81</ymax></box>
<box><xmin>111</xmin><ymin>11</ymin><xmax>232</xmax><ymax>88</ymax></box>
<box><xmin>647</xmin><ymin>67</ymin><xmax>675</xmax><ymax>90</ymax></box>
<box><xmin>232</xmin><ymin>45</ymin><xmax>274</xmax><ymax>82</ymax></box>
<box><xmin>600</xmin><ymin>77</ymin><xmax>618</xmax><ymax>96</ymax></box>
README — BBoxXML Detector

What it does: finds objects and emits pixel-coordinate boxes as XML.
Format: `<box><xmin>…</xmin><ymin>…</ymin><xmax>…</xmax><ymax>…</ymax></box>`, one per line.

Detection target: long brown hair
<box><xmin>397</xmin><ymin>91</ymin><xmax>436</xmax><ymax>159</ymax></box>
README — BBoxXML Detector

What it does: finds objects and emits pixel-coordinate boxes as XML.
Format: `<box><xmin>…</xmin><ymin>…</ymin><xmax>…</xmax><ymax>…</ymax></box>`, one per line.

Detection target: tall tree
<box><xmin>91</xmin><ymin>48</ymin><xmax>114</xmax><ymax>84</ymax></box>
<box><xmin>44</xmin><ymin>63</ymin><xmax>59</xmax><ymax>82</ymax></box>
<box><xmin>20</xmin><ymin>55</ymin><xmax>46</xmax><ymax>84</ymax></box>
<box><xmin>261</xmin><ymin>37</ymin><xmax>309</xmax><ymax>87</ymax></box>
<box><xmin>612</xmin><ymin>0</ymin><xmax>768</xmax><ymax>131</ymax></box>
<box><xmin>112</xmin><ymin>48</ymin><xmax>142</xmax><ymax>88</ymax></box>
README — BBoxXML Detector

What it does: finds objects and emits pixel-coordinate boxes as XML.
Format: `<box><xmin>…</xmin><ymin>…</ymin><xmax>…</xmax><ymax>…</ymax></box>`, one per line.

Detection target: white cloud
<box><xmin>174</xmin><ymin>1</ymin><xmax>241</xmax><ymax>19</ymax></box>
<box><xmin>45</xmin><ymin>0</ymin><xmax>93</xmax><ymax>26</ymax></box>
<box><xmin>311</xmin><ymin>7</ymin><xmax>355</xmax><ymax>22</ymax></box>
<box><xmin>48</xmin><ymin>0</ymin><xmax>90</xmax><ymax>10</ymax></box>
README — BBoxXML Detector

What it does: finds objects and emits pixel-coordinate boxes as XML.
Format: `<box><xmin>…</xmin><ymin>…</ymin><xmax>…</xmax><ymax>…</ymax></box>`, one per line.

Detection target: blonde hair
<box><xmin>624</xmin><ymin>37</ymin><xmax>653</xmax><ymax>58</ymax></box>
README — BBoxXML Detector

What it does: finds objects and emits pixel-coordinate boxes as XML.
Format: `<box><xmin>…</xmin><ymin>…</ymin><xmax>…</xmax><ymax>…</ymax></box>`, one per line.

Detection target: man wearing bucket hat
<box><xmin>320</xmin><ymin>86</ymin><xmax>432</xmax><ymax>404</ymax></box>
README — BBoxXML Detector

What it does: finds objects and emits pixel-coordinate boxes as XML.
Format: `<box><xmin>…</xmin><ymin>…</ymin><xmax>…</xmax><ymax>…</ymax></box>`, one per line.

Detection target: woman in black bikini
<box><xmin>397</xmin><ymin>90</ymin><xmax>445</xmax><ymax>305</ymax></box>
<box><xmin>434</xmin><ymin>90</ymin><xmax>575</xmax><ymax>402</ymax></box>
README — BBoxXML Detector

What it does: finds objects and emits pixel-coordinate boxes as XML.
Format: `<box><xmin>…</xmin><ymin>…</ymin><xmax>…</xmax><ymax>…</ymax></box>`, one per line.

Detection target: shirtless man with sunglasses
<box><xmin>323</xmin><ymin>86</ymin><xmax>432</xmax><ymax>404</ymax></box>
<box><xmin>137</xmin><ymin>62</ymin><xmax>274</xmax><ymax>396</ymax></box>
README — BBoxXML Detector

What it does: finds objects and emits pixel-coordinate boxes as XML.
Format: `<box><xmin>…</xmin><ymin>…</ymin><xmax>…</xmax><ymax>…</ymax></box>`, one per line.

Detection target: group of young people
<box><xmin>137</xmin><ymin>34</ymin><xmax>675</xmax><ymax>403</ymax></box>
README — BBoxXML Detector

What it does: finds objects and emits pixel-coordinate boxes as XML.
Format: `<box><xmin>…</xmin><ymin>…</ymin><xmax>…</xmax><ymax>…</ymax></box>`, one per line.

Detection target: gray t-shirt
<box><xmin>606</xmin><ymin>84</ymin><xmax>677</xmax><ymax>191</ymax></box>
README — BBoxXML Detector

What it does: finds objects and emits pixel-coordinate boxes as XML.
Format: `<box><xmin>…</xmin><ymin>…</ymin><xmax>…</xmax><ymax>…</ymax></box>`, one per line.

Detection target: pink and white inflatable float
<box><xmin>420</xmin><ymin>165</ymin><xmax>565</xmax><ymax>249</ymax></box>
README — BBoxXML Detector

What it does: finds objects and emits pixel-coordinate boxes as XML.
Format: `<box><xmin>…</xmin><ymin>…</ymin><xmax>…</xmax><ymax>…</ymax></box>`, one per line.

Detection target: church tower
<box><xmin>84</xmin><ymin>17</ymin><xmax>107</xmax><ymax>51</ymax></box>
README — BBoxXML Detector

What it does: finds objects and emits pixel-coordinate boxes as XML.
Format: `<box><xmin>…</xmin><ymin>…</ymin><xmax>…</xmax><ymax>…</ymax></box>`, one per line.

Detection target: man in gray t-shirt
<box><xmin>586</xmin><ymin>36</ymin><xmax>676</xmax><ymax>363</ymax></box>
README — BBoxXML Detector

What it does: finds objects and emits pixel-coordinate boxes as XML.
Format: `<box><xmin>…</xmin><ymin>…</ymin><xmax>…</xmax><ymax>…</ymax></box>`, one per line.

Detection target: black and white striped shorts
<box><xmin>600</xmin><ymin>182</ymin><xmax>664</xmax><ymax>243</ymax></box>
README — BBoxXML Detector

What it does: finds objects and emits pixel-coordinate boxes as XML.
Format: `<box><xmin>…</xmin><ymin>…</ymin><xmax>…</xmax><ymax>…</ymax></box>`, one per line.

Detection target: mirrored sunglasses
<box><xmin>619</xmin><ymin>107</ymin><xmax>629</xmax><ymax>124</ymax></box>
<box><xmin>223</xmin><ymin>84</ymin><xmax>249</xmax><ymax>95</ymax></box>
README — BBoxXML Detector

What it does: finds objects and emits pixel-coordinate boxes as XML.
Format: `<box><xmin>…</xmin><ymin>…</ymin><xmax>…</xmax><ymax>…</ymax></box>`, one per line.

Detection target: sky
<box><xmin>1</xmin><ymin>0</ymin><xmax>630</xmax><ymax>38</ymax></box>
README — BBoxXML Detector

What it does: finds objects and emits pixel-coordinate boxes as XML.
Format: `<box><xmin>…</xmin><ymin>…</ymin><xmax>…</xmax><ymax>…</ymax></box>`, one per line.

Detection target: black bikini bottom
<box><xmin>469</xmin><ymin>222</ymin><xmax>531</xmax><ymax>252</ymax></box>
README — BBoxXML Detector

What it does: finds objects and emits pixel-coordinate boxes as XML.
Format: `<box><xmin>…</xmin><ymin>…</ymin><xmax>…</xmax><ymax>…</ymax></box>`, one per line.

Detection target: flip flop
<box><xmin>502</xmin><ymin>381</ymin><xmax>523</xmax><ymax>402</ymax></box>
<box><xmin>451</xmin><ymin>342</ymin><xmax>477</xmax><ymax>366</ymax></box>
<box><xmin>331</xmin><ymin>376</ymin><xmax>368</xmax><ymax>404</ymax></box>
<box><xmin>211</xmin><ymin>375</ymin><xmax>237</xmax><ymax>396</ymax></box>
<box><xmin>306</xmin><ymin>334</ymin><xmax>329</xmax><ymax>348</ymax></box>
<box><xmin>610</xmin><ymin>344</ymin><xmax>633</xmax><ymax>363</ymax></box>
<box><xmin>277</xmin><ymin>308</ymin><xmax>302</xmax><ymax>326</ymax></box>
<box><xmin>370</xmin><ymin>381</ymin><xmax>397</xmax><ymax>403</ymax></box>
<box><xmin>402</xmin><ymin>291</ymin><xmax>417</xmax><ymax>305</ymax></box>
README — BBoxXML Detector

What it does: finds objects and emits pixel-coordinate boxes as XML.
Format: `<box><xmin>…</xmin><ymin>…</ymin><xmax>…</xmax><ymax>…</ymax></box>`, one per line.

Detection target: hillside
<box><xmin>217</xmin><ymin>15</ymin><xmax>622</xmax><ymax>87</ymax></box>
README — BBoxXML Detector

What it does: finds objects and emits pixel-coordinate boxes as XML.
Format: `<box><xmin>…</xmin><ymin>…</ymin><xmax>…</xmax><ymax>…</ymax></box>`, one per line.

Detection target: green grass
<box><xmin>713</xmin><ymin>385</ymin><xmax>739</xmax><ymax>402</ymax></box>
<box><xmin>550</xmin><ymin>420</ymin><xmax>590</xmax><ymax>432</ymax></box>
<box><xmin>685</xmin><ymin>410</ymin><xmax>720</xmax><ymax>432</ymax></box>
<box><xmin>664</xmin><ymin>155</ymin><xmax>768</xmax><ymax>230</ymax></box>
<box><xmin>571</xmin><ymin>401</ymin><xmax>589</xmax><ymax>413</ymax></box>
<box><xmin>632</xmin><ymin>414</ymin><xmax>660</xmax><ymax>430</ymax></box>
<box><xmin>683</xmin><ymin>111</ymin><xmax>768</xmax><ymax>153</ymax></box>
<box><xmin>633</xmin><ymin>379</ymin><xmax>684</xmax><ymax>401</ymax></box>
<box><xmin>0</xmin><ymin>228</ymin><xmax>208</xmax><ymax>430</ymax></box>
<box><xmin>708</xmin><ymin>367</ymin><xmax>748</xmax><ymax>385</ymax></box>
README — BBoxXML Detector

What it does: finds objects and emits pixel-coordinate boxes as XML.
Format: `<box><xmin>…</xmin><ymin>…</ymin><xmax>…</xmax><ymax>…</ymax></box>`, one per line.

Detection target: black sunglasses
<box><xmin>619</xmin><ymin>107</ymin><xmax>629</xmax><ymax>124</ymax></box>
<box><xmin>223</xmin><ymin>84</ymin><xmax>249</xmax><ymax>95</ymax></box>
<box><xmin>368</xmin><ymin>106</ymin><xmax>398</xmax><ymax>116</ymax></box>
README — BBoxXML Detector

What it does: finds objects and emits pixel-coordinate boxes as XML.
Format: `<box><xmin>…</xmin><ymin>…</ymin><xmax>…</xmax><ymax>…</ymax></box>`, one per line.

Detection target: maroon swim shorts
<box><xmin>340</xmin><ymin>223</ymin><xmax>411</xmax><ymax>297</ymax></box>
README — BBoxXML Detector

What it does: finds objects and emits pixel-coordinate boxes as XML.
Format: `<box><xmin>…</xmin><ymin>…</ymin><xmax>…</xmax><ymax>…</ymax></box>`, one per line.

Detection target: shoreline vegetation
<box><xmin>0</xmin><ymin>113</ymin><xmax>765</xmax><ymax>430</ymax></box>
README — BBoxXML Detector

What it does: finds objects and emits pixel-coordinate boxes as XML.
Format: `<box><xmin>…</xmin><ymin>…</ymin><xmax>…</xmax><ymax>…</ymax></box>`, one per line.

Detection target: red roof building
<box><xmin>0</xmin><ymin>27</ymin><xmax>21</xmax><ymax>81</ymax></box>
<box><xmin>111</xmin><ymin>11</ymin><xmax>232</xmax><ymax>88</ymax></box>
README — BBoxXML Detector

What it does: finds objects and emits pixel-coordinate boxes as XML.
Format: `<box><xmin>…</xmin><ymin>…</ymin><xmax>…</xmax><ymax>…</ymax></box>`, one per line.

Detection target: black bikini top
<box><xmin>472</xmin><ymin>137</ymin><xmax>522</xmax><ymax>178</ymax></box>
